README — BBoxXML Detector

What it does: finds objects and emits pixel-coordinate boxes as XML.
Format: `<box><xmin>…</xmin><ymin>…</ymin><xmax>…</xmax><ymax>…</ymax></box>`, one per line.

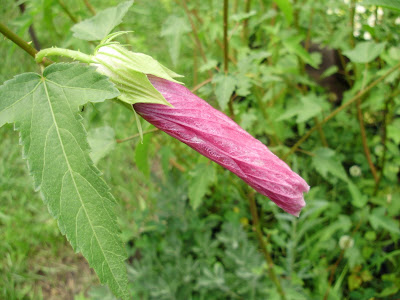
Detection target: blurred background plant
<box><xmin>1</xmin><ymin>0</ymin><xmax>399</xmax><ymax>299</ymax></box>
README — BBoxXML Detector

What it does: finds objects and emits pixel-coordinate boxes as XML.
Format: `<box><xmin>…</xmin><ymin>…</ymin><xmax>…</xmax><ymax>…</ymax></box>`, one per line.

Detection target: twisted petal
<box><xmin>134</xmin><ymin>76</ymin><xmax>309</xmax><ymax>216</ymax></box>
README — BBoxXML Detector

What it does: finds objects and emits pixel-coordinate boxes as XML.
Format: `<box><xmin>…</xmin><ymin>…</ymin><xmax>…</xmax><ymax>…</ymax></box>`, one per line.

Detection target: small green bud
<box><xmin>92</xmin><ymin>43</ymin><xmax>183</xmax><ymax>106</ymax></box>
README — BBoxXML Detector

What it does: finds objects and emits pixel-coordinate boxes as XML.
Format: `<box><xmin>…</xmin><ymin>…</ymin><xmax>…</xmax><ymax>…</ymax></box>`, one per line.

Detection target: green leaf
<box><xmin>274</xmin><ymin>0</ymin><xmax>294</xmax><ymax>24</ymax></box>
<box><xmin>343</xmin><ymin>41</ymin><xmax>386</xmax><ymax>64</ymax></box>
<box><xmin>213</xmin><ymin>74</ymin><xmax>237</xmax><ymax>110</ymax></box>
<box><xmin>0</xmin><ymin>64</ymin><xmax>129</xmax><ymax>299</ymax></box>
<box><xmin>363</xmin><ymin>0</ymin><xmax>400</xmax><ymax>11</ymax></box>
<box><xmin>71</xmin><ymin>1</ymin><xmax>134</xmax><ymax>41</ymax></box>
<box><xmin>134</xmin><ymin>134</ymin><xmax>151</xmax><ymax>177</ymax></box>
<box><xmin>283</xmin><ymin>36</ymin><xmax>318</xmax><ymax>68</ymax></box>
<box><xmin>188</xmin><ymin>163</ymin><xmax>216</xmax><ymax>210</ymax></box>
<box><xmin>161</xmin><ymin>15</ymin><xmax>191</xmax><ymax>66</ymax></box>
<box><xmin>276</xmin><ymin>94</ymin><xmax>322</xmax><ymax>123</ymax></box>
<box><xmin>312</xmin><ymin>148</ymin><xmax>349</xmax><ymax>182</ymax></box>
<box><xmin>87</xmin><ymin>126</ymin><xmax>116</xmax><ymax>164</ymax></box>
<box><xmin>369</xmin><ymin>207</ymin><xmax>400</xmax><ymax>235</ymax></box>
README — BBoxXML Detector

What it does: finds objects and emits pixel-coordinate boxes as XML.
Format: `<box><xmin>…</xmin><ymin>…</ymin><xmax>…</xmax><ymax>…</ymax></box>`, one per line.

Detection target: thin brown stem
<box><xmin>223</xmin><ymin>0</ymin><xmax>229</xmax><ymax>75</ymax></box>
<box><xmin>242</xmin><ymin>0</ymin><xmax>252</xmax><ymax>40</ymax></box>
<box><xmin>57</xmin><ymin>0</ymin><xmax>78</xmax><ymax>23</ymax></box>
<box><xmin>181</xmin><ymin>1</ymin><xmax>206</xmax><ymax>64</ymax></box>
<box><xmin>314</xmin><ymin>117</ymin><xmax>329</xmax><ymax>147</ymax></box>
<box><xmin>283</xmin><ymin>61</ymin><xmax>400</xmax><ymax>160</ymax></box>
<box><xmin>356</xmin><ymin>98</ymin><xmax>379</xmax><ymax>182</ymax></box>
<box><xmin>247</xmin><ymin>192</ymin><xmax>286</xmax><ymax>300</ymax></box>
<box><xmin>191</xmin><ymin>78</ymin><xmax>213</xmax><ymax>93</ymax></box>
<box><xmin>181</xmin><ymin>0</ymin><xmax>213</xmax><ymax>78</ymax></box>
<box><xmin>350</xmin><ymin>0</ymin><xmax>356</xmax><ymax>47</ymax></box>
<box><xmin>374</xmin><ymin>89</ymin><xmax>399</xmax><ymax>194</ymax></box>
<box><xmin>83</xmin><ymin>0</ymin><xmax>96</xmax><ymax>15</ymax></box>
<box><xmin>116</xmin><ymin>128</ymin><xmax>159</xmax><ymax>143</ymax></box>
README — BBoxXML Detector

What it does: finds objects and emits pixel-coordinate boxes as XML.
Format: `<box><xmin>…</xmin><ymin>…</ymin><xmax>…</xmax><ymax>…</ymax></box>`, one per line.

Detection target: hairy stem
<box><xmin>248</xmin><ymin>192</ymin><xmax>286</xmax><ymax>300</ymax></box>
<box><xmin>283</xmin><ymin>61</ymin><xmax>400</xmax><ymax>160</ymax></box>
<box><xmin>36</xmin><ymin>48</ymin><xmax>93</xmax><ymax>64</ymax></box>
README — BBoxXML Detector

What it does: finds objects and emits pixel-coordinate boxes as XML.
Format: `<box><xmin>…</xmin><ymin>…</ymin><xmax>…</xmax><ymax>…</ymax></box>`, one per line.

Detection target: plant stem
<box><xmin>191</xmin><ymin>78</ymin><xmax>213</xmax><ymax>93</ymax></box>
<box><xmin>356</xmin><ymin>98</ymin><xmax>379</xmax><ymax>182</ymax></box>
<box><xmin>181</xmin><ymin>0</ymin><xmax>207</xmax><ymax>64</ymax></box>
<box><xmin>57</xmin><ymin>0</ymin><xmax>78</xmax><ymax>23</ymax></box>
<box><xmin>116</xmin><ymin>128</ymin><xmax>159</xmax><ymax>143</ymax></box>
<box><xmin>83</xmin><ymin>0</ymin><xmax>96</xmax><ymax>15</ymax></box>
<box><xmin>374</xmin><ymin>89</ymin><xmax>399</xmax><ymax>194</ymax></box>
<box><xmin>350</xmin><ymin>0</ymin><xmax>356</xmax><ymax>47</ymax></box>
<box><xmin>36</xmin><ymin>48</ymin><xmax>93</xmax><ymax>64</ymax></box>
<box><xmin>248</xmin><ymin>192</ymin><xmax>286</xmax><ymax>300</ymax></box>
<box><xmin>223</xmin><ymin>0</ymin><xmax>229</xmax><ymax>75</ymax></box>
<box><xmin>223</xmin><ymin>0</ymin><xmax>235</xmax><ymax>120</ymax></box>
<box><xmin>242</xmin><ymin>0</ymin><xmax>252</xmax><ymax>40</ymax></box>
<box><xmin>0</xmin><ymin>22</ymin><xmax>53</xmax><ymax>66</ymax></box>
<box><xmin>283</xmin><ymin>61</ymin><xmax>400</xmax><ymax>160</ymax></box>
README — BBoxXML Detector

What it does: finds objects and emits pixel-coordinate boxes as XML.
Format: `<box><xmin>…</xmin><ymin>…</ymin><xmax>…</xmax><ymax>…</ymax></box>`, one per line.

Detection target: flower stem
<box><xmin>35</xmin><ymin>48</ymin><xmax>93</xmax><ymax>64</ymax></box>
<box><xmin>0</xmin><ymin>22</ymin><xmax>52</xmax><ymax>66</ymax></box>
<box><xmin>248</xmin><ymin>192</ymin><xmax>286</xmax><ymax>300</ymax></box>
<box><xmin>283</xmin><ymin>61</ymin><xmax>400</xmax><ymax>160</ymax></box>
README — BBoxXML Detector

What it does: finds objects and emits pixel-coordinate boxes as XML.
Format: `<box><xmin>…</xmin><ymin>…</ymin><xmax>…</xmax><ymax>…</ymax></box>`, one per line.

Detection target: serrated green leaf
<box><xmin>213</xmin><ymin>74</ymin><xmax>236</xmax><ymax>110</ymax></box>
<box><xmin>369</xmin><ymin>207</ymin><xmax>400</xmax><ymax>235</ymax></box>
<box><xmin>188</xmin><ymin>163</ymin><xmax>216</xmax><ymax>210</ymax></box>
<box><xmin>283</xmin><ymin>36</ymin><xmax>318</xmax><ymax>68</ymax></box>
<box><xmin>71</xmin><ymin>1</ymin><xmax>134</xmax><ymax>41</ymax></box>
<box><xmin>343</xmin><ymin>41</ymin><xmax>386</xmax><ymax>64</ymax></box>
<box><xmin>363</xmin><ymin>0</ymin><xmax>400</xmax><ymax>11</ymax></box>
<box><xmin>276</xmin><ymin>94</ymin><xmax>322</xmax><ymax>123</ymax></box>
<box><xmin>87</xmin><ymin>126</ymin><xmax>116</xmax><ymax>164</ymax></box>
<box><xmin>312</xmin><ymin>148</ymin><xmax>349</xmax><ymax>182</ymax></box>
<box><xmin>0</xmin><ymin>63</ymin><xmax>129</xmax><ymax>299</ymax></box>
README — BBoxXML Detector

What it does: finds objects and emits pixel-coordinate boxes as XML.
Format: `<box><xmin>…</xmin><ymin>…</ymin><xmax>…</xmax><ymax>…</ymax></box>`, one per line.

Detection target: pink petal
<box><xmin>134</xmin><ymin>76</ymin><xmax>310</xmax><ymax>216</ymax></box>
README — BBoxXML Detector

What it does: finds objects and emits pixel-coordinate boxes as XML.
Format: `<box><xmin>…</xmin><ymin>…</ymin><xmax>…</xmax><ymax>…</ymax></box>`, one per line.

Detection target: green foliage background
<box><xmin>1</xmin><ymin>0</ymin><xmax>400</xmax><ymax>299</ymax></box>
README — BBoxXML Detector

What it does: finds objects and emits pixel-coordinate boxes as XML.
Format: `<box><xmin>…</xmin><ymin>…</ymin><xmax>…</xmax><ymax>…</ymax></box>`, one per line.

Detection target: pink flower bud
<box><xmin>134</xmin><ymin>76</ymin><xmax>309</xmax><ymax>216</ymax></box>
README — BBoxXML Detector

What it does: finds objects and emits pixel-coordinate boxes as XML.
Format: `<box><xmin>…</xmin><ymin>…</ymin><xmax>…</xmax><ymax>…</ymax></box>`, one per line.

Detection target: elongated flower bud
<box><xmin>134</xmin><ymin>76</ymin><xmax>310</xmax><ymax>216</ymax></box>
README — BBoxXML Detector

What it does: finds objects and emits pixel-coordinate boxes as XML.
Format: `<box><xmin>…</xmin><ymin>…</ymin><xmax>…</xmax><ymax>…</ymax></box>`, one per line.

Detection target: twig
<box><xmin>57</xmin><ymin>0</ymin><xmax>78</xmax><ymax>23</ymax></box>
<box><xmin>0</xmin><ymin>22</ymin><xmax>52</xmax><ymax>66</ymax></box>
<box><xmin>283</xmin><ymin>61</ymin><xmax>400</xmax><ymax>160</ymax></box>
<box><xmin>223</xmin><ymin>0</ymin><xmax>229</xmax><ymax>75</ymax></box>
<box><xmin>374</xmin><ymin>89</ymin><xmax>400</xmax><ymax>194</ymax></box>
<box><xmin>242</xmin><ymin>0</ymin><xmax>252</xmax><ymax>40</ymax></box>
<box><xmin>350</xmin><ymin>0</ymin><xmax>356</xmax><ymax>47</ymax></box>
<box><xmin>116</xmin><ymin>128</ymin><xmax>159</xmax><ymax>143</ymax></box>
<box><xmin>314</xmin><ymin>116</ymin><xmax>329</xmax><ymax>148</ymax></box>
<box><xmin>247</xmin><ymin>192</ymin><xmax>286</xmax><ymax>300</ymax></box>
<box><xmin>191</xmin><ymin>78</ymin><xmax>213</xmax><ymax>93</ymax></box>
<box><xmin>83</xmin><ymin>0</ymin><xmax>96</xmax><ymax>15</ymax></box>
<box><xmin>181</xmin><ymin>0</ymin><xmax>207</xmax><ymax>64</ymax></box>
<box><xmin>356</xmin><ymin>98</ymin><xmax>378</xmax><ymax>182</ymax></box>
<box><xmin>223</xmin><ymin>0</ymin><xmax>235</xmax><ymax>120</ymax></box>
